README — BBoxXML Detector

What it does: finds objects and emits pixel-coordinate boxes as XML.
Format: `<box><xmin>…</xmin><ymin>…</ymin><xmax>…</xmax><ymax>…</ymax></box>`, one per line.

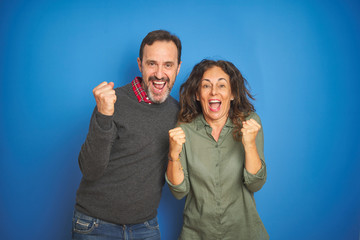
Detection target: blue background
<box><xmin>1</xmin><ymin>0</ymin><xmax>359</xmax><ymax>239</ymax></box>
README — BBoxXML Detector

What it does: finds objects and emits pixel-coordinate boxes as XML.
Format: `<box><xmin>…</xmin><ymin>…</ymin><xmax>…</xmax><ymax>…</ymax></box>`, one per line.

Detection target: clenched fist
<box><xmin>241</xmin><ymin>119</ymin><xmax>261</xmax><ymax>148</ymax></box>
<box><xmin>93</xmin><ymin>81</ymin><xmax>117</xmax><ymax>116</ymax></box>
<box><xmin>169</xmin><ymin>127</ymin><xmax>186</xmax><ymax>160</ymax></box>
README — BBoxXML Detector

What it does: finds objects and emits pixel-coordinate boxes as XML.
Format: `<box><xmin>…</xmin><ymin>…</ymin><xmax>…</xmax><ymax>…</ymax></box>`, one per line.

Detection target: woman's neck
<box><xmin>204</xmin><ymin>115</ymin><xmax>228</xmax><ymax>142</ymax></box>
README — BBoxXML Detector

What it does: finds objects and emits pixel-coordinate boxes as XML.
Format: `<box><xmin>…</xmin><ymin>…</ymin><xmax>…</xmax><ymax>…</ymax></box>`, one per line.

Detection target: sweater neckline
<box><xmin>123</xmin><ymin>82</ymin><xmax>174</xmax><ymax>109</ymax></box>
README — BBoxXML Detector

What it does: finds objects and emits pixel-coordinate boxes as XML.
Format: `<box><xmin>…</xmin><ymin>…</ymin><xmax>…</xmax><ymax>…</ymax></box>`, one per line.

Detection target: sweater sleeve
<box><xmin>243</xmin><ymin>113</ymin><xmax>267</xmax><ymax>192</ymax></box>
<box><xmin>78</xmin><ymin>107</ymin><xmax>117</xmax><ymax>181</ymax></box>
<box><xmin>166</xmin><ymin>145</ymin><xmax>190</xmax><ymax>200</ymax></box>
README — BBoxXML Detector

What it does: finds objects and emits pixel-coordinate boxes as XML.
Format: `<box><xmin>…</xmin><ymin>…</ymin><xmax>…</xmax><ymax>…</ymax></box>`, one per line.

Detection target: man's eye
<box><xmin>166</xmin><ymin>64</ymin><xmax>172</xmax><ymax>68</ymax></box>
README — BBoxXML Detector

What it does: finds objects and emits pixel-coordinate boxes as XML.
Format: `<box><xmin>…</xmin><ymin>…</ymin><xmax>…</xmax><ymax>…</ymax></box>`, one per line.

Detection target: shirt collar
<box><xmin>131</xmin><ymin>77</ymin><xmax>152</xmax><ymax>104</ymax></box>
<box><xmin>195</xmin><ymin>114</ymin><xmax>233</xmax><ymax>130</ymax></box>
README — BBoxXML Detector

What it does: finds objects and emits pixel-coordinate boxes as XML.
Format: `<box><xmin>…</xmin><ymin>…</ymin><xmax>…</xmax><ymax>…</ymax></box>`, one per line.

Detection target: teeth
<box><xmin>154</xmin><ymin>81</ymin><xmax>165</xmax><ymax>84</ymax></box>
<box><xmin>153</xmin><ymin>81</ymin><xmax>166</xmax><ymax>90</ymax></box>
<box><xmin>209</xmin><ymin>100</ymin><xmax>221</xmax><ymax>103</ymax></box>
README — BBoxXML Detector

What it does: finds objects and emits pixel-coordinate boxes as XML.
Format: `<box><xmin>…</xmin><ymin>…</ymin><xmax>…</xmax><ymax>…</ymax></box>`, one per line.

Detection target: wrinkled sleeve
<box><xmin>243</xmin><ymin>113</ymin><xmax>267</xmax><ymax>192</ymax></box>
<box><xmin>165</xmin><ymin>140</ymin><xmax>190</xmax><ymax>200</ymax></box>
<box><xmin>78</xmin><ymin>107</ymin><xmax>117</xmax><ymax>181</ymax></box>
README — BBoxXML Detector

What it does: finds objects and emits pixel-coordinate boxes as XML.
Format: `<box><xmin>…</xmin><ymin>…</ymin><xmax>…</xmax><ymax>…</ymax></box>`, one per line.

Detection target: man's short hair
<box><xmin>139</xmin><ymin>30</ymin><xmax>182</xmax><ymax>64</ymax></box>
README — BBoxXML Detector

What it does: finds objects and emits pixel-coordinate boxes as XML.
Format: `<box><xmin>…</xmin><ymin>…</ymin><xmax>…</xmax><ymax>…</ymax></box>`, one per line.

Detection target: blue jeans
<box><xmin>72</xmin><ymin>210</ymin><xmax>161</xmax><ymax>240</ymax></box>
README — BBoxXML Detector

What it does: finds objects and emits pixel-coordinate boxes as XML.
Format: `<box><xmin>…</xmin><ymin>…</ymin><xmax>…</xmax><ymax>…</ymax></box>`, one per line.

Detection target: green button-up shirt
<box><xmin>166</xmin><ymin>113</ymin><xmax>269</xmax><ymax>240</ymax></box>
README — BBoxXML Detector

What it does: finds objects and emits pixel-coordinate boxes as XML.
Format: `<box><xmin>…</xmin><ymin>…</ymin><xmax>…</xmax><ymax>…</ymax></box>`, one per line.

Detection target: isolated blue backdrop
<box><xmin>1</xmin><ymin>0</ymin><xmax>359</xmax><ymax>239</ymax></box>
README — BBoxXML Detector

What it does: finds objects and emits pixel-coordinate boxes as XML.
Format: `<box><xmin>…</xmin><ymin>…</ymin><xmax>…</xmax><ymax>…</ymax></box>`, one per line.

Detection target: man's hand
<box><xmin>93</xmin><ymin>82</ymin><xmax>117</xmax><ymax>116</ymax></box>
<box><xmin>169</xmin><ymin>127</ymin><xmax>186</xmax><ymax>160</ymax></box>
<box><xmin>241</xmin><ymin>119</ymin><xmax>261</xmax><ymax>148</ymax></box>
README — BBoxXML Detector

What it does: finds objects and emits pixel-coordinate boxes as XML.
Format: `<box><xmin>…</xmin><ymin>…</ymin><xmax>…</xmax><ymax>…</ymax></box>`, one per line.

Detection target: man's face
<box><xmin>137</xmin><ymin>41</ymin><xmax>181</xmax><ymax>104</ymax></box>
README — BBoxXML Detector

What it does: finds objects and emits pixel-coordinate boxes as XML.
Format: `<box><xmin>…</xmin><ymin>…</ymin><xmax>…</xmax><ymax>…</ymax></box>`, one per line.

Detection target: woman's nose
<box><xmin>211</xmin><ymin>86</ymin><xmax>218</xmax><ymax>95</ymax></box>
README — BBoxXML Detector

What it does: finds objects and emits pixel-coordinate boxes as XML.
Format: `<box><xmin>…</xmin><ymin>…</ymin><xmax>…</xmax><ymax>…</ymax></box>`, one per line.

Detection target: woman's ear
<box><xmin>196</xmin><ymin>92</ymin><xmax>200</xmax><ymax>101</ymax></box>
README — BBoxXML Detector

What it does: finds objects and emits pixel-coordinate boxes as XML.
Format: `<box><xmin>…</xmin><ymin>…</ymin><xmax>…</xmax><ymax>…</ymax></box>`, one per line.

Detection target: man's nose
<box><xmin>154</xmin><ymin>65</ymin><xmax>164</xmax><ymax>79</ymax></box>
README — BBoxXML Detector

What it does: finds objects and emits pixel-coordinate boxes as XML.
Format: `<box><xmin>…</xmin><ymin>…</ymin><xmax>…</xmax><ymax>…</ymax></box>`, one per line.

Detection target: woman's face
<box><xmin>196</xmin><ymin>66</ymin><xmax>234</xmax><ymax>125</ymax></box>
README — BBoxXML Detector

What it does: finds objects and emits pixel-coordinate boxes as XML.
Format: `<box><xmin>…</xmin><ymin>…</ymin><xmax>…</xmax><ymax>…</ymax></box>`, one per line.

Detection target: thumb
<box><xmin>108</xmin><ymin>82</ymin><xmax>115</xmax><ymax>88</ymax></box>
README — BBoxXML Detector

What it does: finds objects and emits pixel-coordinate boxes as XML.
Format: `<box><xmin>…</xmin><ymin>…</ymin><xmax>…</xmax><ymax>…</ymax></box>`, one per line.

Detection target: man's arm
<box><xmin>78</xmin><ymin>82</ymin><xmax>117</xmax><ymax>181</ymax></box>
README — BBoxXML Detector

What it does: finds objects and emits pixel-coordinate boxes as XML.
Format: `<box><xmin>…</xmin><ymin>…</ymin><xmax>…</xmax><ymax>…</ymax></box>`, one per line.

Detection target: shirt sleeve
<box><xmin>243</xmin><ymin>113</ymin><xmax>267</xmax><ymax>192</ymax></box>
<box><xmin>78</xmin><ymin>107</ymin><xmax>117</xmax><ymax>181</ymax></box>
<box><xmin>243</xmin><ymin>159</ymin><xmax>266</xmax><ymax>192</ymax></box>
<box><xmin>166</xmin><ymin>142</ymin><xmax>190</xmax><ymax>200</ymax></box>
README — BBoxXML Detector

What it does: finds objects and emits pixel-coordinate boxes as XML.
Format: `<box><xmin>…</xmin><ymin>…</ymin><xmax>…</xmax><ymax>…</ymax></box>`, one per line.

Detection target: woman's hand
<box><xmin>241</xmin><ymin>119</ymin><xmax>261</xmax><ymax>149</ymax></box>
<box><xmin>169</xmin><ymin>127</ymin><xmax>186</xmax><ymax>160</ymax></box>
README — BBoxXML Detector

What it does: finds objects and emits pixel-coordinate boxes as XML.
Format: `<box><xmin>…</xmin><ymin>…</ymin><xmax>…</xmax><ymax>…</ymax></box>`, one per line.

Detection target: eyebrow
<box><xmin>145</xmin><ymin>60</ymin><xmax>175</xmax><ymax>64</ymax></box>
<box><xmin>202</xmin><ymin>78</ymin><xmax>228</xmax><ymax>82</ymax></box>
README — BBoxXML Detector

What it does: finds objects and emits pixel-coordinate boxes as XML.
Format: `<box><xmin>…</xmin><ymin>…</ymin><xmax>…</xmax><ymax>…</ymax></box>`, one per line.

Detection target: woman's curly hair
<box><xmin>178</xmin><ymin>59</ymin><xmax>255</xmax><ymax>141</ymax></box>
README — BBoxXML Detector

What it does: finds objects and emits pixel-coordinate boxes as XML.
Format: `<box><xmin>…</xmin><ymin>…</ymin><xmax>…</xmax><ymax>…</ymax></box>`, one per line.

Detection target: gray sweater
<box><xmin>75</xmin><ymin>82</ymin><xmax>179</xmax><ymax>224</ymax></box>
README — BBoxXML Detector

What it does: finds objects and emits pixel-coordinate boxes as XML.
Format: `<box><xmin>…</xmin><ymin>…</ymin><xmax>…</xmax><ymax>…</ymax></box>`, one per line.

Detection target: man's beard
<box><xmin>144</xmin><ymin>76</ymin><xmax>172</xmax><ymax>104</ymax></box>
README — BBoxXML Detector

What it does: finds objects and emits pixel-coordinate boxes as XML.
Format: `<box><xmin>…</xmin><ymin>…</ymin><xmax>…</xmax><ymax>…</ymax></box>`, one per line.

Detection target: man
<box><xmin>72</xmin><ymin>30</ymin><xmax>182</xmax><ymax>240</ymax></box>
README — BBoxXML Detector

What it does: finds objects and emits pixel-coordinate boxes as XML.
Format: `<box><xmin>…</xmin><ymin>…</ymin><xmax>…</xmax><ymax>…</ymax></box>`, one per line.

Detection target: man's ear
<box><xmin>137</xmin><ymin>58</ymin><xmax>142</xmax><ymax>72</ymax></box>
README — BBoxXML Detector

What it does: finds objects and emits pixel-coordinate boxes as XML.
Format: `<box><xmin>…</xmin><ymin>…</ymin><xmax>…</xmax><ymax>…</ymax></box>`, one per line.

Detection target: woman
<box><xmin>166</xmin><ymin>59</ymin><xmax>269</xmax><ymax>239</ymax></box>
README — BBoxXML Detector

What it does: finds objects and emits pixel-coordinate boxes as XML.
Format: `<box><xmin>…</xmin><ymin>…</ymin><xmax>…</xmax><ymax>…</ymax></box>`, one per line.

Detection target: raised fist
<box><xmin>93</xmin><ymin>81</ymin><xmax>117</xmax><ymax>116</ymax></box>
<box><xmin>169</xmin><ymin>127</ymin><xmax>186</xmax><ymax>160</ymax></box>
<box><xmin>241</xmin><ymin>119</ymin><xmax>261</xmax><ymax>148</ymax></box>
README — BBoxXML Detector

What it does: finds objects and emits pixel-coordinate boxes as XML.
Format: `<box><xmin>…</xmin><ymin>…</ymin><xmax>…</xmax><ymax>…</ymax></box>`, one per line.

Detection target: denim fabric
<box><xmin>72</xmin><ymin>210</ymin><xmax>161</xmax><ymax>240</ymax></box>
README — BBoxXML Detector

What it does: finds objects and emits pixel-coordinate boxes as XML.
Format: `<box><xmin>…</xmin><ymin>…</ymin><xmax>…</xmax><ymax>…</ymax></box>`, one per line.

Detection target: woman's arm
<box><xmin>242</xmin><ymin>119</ymin><xmax>262</xmax><ymax>174</ymax></box>
<box><xmin>166</xmin><ymin>127</ymin><xmax>185</xmax><ymax>185</ymax></box>
<box><xmin>242</xmin><ymin>114</ymin><xmax>267</xmax><ymax>192</ymax></box>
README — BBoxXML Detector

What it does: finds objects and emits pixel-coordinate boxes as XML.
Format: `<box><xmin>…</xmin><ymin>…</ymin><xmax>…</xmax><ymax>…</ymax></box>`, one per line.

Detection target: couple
<box><xmin>72</xmin><ymin>30</ymin><xmax>268</xmax><ymax>240</ymax></box>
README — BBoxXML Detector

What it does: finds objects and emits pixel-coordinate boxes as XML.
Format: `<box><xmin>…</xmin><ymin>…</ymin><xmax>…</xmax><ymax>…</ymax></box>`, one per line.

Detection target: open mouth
<box><xmin>209</xmin><ymin>99</ymin><xmax>221</xmax><ymax>111</ymax></box>
<box><xmin>152</xmin><ymin>80</ymin><xmax>166</xmax><ymax>90</ymax></box>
